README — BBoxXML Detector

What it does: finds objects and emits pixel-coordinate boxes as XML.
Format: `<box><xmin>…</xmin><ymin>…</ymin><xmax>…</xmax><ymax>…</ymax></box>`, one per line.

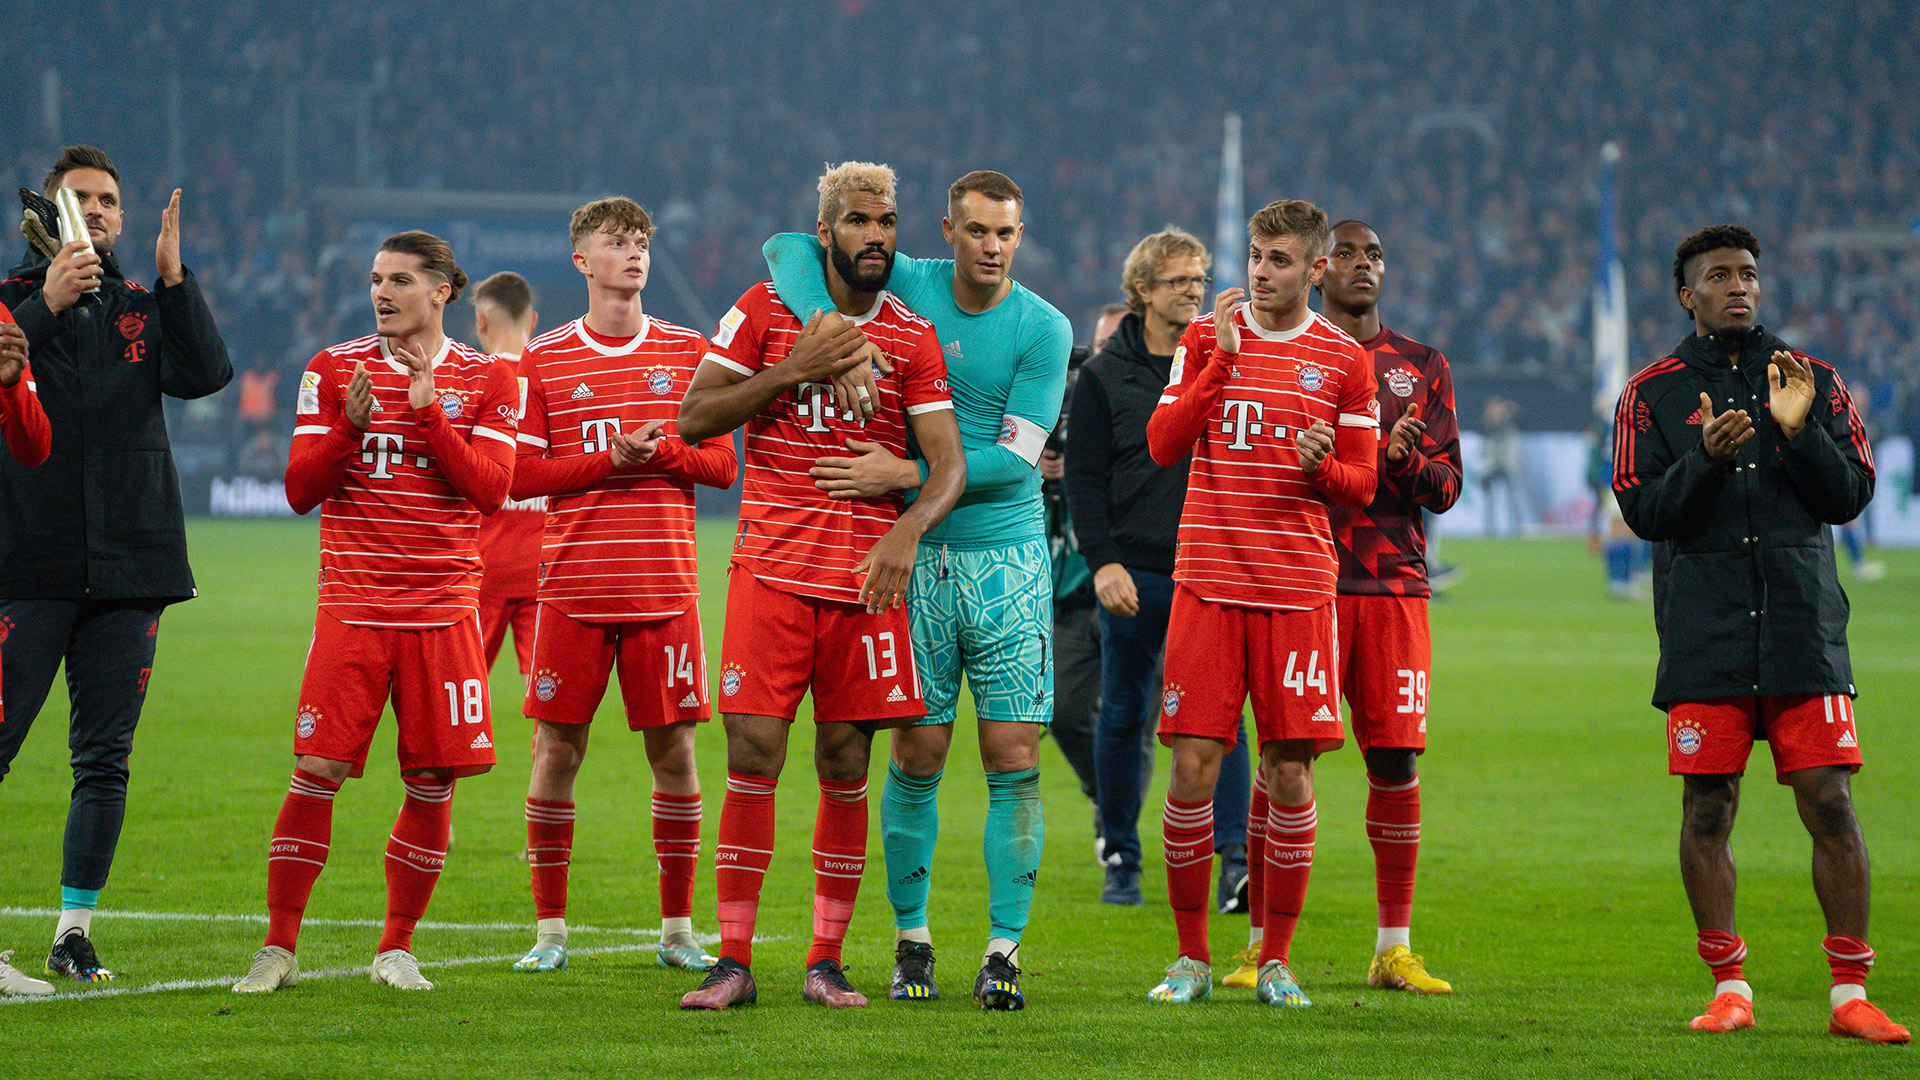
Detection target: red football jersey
<box><xmin>476</xmin><ymin>353</ymin><xmax>544</xmax><ymax>599</ymax></box>
<box><xmin>704</xmin><ymin>283</ymin><xmax>951</xmax><ymax>604</ymax></box>
<box><xmin>1331</xmin><ymin>327</ymin><xmax>1463</xmax><ymax>597</ymax></box>
<box><xmin>1155</xmin><ymin>306</ymin><xmax>1377</xmax><ymax>610</ymax></box>
<box><xmin>516</xmin><ymin>316</ymin><xmax>736</xmax><ymax>620</ymax></box>
<box><xmin>289</xmin><ymin>335</ymin><xmax>520</xmax><ymax>628</ymax></box>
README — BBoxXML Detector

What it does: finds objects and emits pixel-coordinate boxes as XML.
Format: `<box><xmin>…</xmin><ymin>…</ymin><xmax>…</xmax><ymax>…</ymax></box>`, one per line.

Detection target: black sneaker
<box><xmin>890</xmin><ymin>940</ymin><xmax>939</xmax><ymax>1000</ymax></box>
<box><xmin>46</xmin><ymin>930</ymin><xmax>114</xmax><ymax>984</ymax></box>
<box><xmin>974</xmin><ymin>951</ymin><xmax>1024</xmax><ymax>1011</ymax></box>
<box><xmin>1101</xmin><ymin>859</ymin><xmax>1143</xmax><ymax>906</ymax></box>
<box><xmin>1218</xmin><ymin>842</ymin><xmax>1250</xmax><ymax>914</ymax></box>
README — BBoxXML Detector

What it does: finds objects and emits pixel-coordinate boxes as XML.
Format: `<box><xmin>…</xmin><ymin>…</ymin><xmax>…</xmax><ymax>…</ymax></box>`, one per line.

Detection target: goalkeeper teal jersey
<box><xmin>765</xmin><ymin>235</ymin><xmax>1072</xmax><ymax>549</ymax></box>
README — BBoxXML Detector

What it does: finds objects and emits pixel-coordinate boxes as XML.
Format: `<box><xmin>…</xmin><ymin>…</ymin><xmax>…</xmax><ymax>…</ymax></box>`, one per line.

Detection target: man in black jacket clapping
<box><xmin>0</xmin><ymin>146</ymin><xmax>231</xmax><ymax>985</ymax></box>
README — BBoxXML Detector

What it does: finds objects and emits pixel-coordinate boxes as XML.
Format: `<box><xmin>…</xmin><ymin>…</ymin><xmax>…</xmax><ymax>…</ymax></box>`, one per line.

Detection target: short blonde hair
<box><xmin>1247</xmin><ymin>199</ymin><xmax>1329</xmax><ymax>258</ymax></box>
<box><xmin>1120</xmin><ymin>227</ymin><xmax>1211</xmax><ymax>315</ymax></box>
<box><xmin>570</xmin><ymin>197</ymin><xmax>655</xmax><ymax>249</ymax></box>
<box><xmin>817</xmin><ymin>161</ymin><xmax>897</xmax><ymax>222</ymax></box>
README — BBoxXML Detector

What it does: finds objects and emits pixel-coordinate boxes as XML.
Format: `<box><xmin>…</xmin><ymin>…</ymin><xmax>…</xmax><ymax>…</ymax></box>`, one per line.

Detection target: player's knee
<box><xmin>294</xmin><ymin>754</ymin><xmax>353</xmax><ymax>785</ymax></box>
<box><xmin>1680</xmin><ymin>775</ymin><xmax>1739</xmax><ymax>838</ymax></box>
<box><xmin>1790</xmin><ymin>768</ymin><xmax>1860</xmax><ymax>841</ymax></box>
<box><xmin>1363</xmin><ymin>747</ymin><xmax>1417</xmax><ymax>784</ymax></box>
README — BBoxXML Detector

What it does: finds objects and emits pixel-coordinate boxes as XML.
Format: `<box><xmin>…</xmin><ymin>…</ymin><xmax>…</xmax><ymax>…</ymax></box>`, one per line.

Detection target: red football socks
<box><xmin>525</xmin><ymin>797</ymin><xmax>575</xmax><ymax>921</ymax></box>
<box><xmin>264</xmin><ymin>768</ymin><xmax>341</xmax><ymax>952</ymax></box>
<box><xmin>379</xmin><ymin>777</ymin><xmax>454</xmax><ymax>954</ymax></box>
<box><xmin>807</xmin><ymin>778</ymin><xmax>868</xmax><ymax>966</ymax></box>
<box><xmin>1163</xmin><ymin>796</ymin><xmax>1215</xmax><ymax>963</ymax></box>
<box><xmin>652</xmin><ymin>791</ymin><xmax>703</xmax><ymax>921</ymax></box>
<box><xmin>714</xmin><ymin>771</ymin><xmax>776</xmax><ymax>966</ymax></box>
<box><xmin>1697</xmin><ymin>930</ymin><xmax>1747</xmax><ymax>984</ymax></box>
<box><xmin>1366</xmin><ymin>776</ymin><xmax>1420</xmax><ymax>931</ymax></box>
<box><xmin>1258</xmin><ymin>800</ymin><xmax>1316</xmax><ymax>967</ymax></box>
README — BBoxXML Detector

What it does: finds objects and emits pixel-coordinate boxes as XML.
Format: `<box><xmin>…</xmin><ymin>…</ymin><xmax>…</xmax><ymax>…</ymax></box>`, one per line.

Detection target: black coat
<box><xmin>1611</xmin><ymin>327</ymin><xmax>1873</xmax><ymax>708</ymax></box>
<box><xmin>1063</xmin><ymin>312</ymin><xmax>1187</xmax><ymax>576</ymax></box>
<box><xmin>0</xmin><ymin>249</ymin><xmax>232</xmax><ymax>602</ymax></box>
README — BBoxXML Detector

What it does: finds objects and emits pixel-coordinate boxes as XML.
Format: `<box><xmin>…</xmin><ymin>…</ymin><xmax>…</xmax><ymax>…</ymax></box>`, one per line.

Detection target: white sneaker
<box><xmin>232</xmin><ymin>945</ymin><xmax>300</xmax><ymax>993</ymax></box>
<box><xmin>370</xmin><ymin>949</ymin><xmax>434</xmax><ymax>990</ymax></box>
<box><xmin>0</xmin><ymin>949</ymin><xmax>55</xmax><ymax>995</ymax></box>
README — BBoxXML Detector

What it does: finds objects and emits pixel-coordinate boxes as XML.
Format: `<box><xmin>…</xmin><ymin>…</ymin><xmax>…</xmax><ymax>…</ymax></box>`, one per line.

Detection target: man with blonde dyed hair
<box><xmin>762</xmin><ymin>167</ymin><xmax>1071</xmax><ymax>1009</ymax></box>
<box><xmin>1067</xmin><ymin>227</ymin><xmax>1252</xmax><ymax>913</ymax></box>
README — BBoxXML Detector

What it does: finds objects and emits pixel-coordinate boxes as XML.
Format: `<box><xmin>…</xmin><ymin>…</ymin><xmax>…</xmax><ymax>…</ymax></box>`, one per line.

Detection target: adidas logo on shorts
<box><xmin>1838</xmin><ymin>730</ymin><xmax>1858</xmax><ymax>748</ymax></box>
<box><xmin>678</xmin><ymin>692</ymin><xmax>700</xmax><ymax>709</ymax></box>
<box><xmin>469</xmin><ymin>732</ymin><xmax>493</xmax><ymax>750</ymax></box>
<box><xmin>1310</xmin><ymin>705</ymin><xmax>1335</xmax><ymax>725</ymax></box>
<box><xmin>886</xmin><ymin>685</ymin><xmax>908</xmax><ymax>703</ymax></box>
<box><xmin>571</xmin><ymin>383</ymin><xmax>594</xmax><ymax>399</ymax></box>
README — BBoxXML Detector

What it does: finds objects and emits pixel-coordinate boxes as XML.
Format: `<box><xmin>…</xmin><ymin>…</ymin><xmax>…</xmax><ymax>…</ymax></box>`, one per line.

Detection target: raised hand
<box><xmin>1296</xmin><ymin>419</ymin><xmax>1336</xmax><ymax>473</ymax></box>
<box><xmin>1699</xmin><ymin>392</ymin><xmax>1754</xmax><ymax>461</ymax></box>
<box><xmin>1386</xmin><ymin>403</ymin><xmax>1425</xmax><ymax>464</ymax></box>
<box><xmin>1767</xmin><ymin>350</ymin><xmax>1815</xmax><ymax>439</ymax></box>
<box><xmin>0</xmin><ymin>323</ymin><xmax>28</xmax><ymax>387</ymax></box>
<box><xmin>393</xmin><ymin>340</ymin><xmax>436</xmax><ymax>409</ymax></box>
<box><xmin>344</xmin><ymin>361</ymin><xmax>374</xmax><ymax>429</ymax></box>
<box><xmin>155</xmin><ymin>188</ymin><xmax>184</xmax><ymax>287</ymax></box>
<box><xmin>1212</xmin><ymin>287</ymin><xmax>1245</xmax><ymax>355</ymax></box>
<box><xmin>610</xmin><ymin>419</ymin><xmax>666</xmax><ymax>468</ymax></box>
<box><xmin>44</xmin><ymin>240</ymin><xmax>103</xmax><ymax>314</ymax></box>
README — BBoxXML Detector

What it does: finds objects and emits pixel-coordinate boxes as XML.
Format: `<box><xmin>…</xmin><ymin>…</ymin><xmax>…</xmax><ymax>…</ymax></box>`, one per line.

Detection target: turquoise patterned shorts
<box><xmin>908</xmin><ymin>538</ymin><xmax>1053</xmax><ymax>727</ymax></box>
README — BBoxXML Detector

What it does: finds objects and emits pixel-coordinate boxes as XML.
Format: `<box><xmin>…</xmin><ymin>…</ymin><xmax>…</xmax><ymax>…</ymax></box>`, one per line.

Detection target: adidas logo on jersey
<box><xmin>886</xmin><ymin>685</ymin><xmax>908</xmax><ymax>703</ymax></box>
<box><xmin>571</xmin><ymin>383</ymin><xmax>594</xmax><ymax>400</ymax></box>
<box><xmin>943</xmin><ymin>339</ymin><xmax>963</xmax><ymax>360</ymax></box>
<box><xmin>678</xmin><ymin>692</ymin><xmax>700</xmax><ymax>709</ymax></box>
<box><xmin>1310</xmin><ymin>705</ymin><xmax>1335</xmax><ymax>725</ymax></box>
<box><xmin>470</xmin><ymin>732</ymin><xmax>493</xmax><ymax>750</ymax></box>
<box><xmin>370</xmin><ymin>398</ymin><xmax>385</xmax><ymax>411</ymax></box>
<box><xmin>1685</xmin><ymin>407</ymin><xmax>1705</xmax><ymax>425</ymax></box>
<box><xmin>1838</xmin><ymin>730</ymin><xmax>1857</xmax><ymax>748</ymax></box>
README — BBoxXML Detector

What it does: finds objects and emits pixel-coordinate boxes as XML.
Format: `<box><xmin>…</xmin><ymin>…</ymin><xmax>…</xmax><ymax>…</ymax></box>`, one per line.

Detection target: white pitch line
<box><xmin>3</xmin><ymin>941</ymin><xmax>680</xmax><ymax>1005</ymax></box>
<box><xmin>0</xmin><ymin>907</ymin><xmax>653</xmax><ymax>936</ymax></box>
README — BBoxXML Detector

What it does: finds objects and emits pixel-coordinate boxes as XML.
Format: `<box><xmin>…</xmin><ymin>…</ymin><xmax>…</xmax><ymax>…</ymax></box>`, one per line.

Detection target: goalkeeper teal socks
<box><xmin>983</xmin><ymin>768</ymin><xmax>1044</xmax><ymax>944</ymax></box>
<box><xmin>882</xmin><ymin>762</ymin><xmax>942</xmax><ymax>930</ymax></box>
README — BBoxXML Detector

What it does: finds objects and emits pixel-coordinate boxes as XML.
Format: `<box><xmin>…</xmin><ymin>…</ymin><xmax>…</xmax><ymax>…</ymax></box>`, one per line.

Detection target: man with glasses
<box><xmin>1064</xmin><ymin>229</ymin><xmax>1251</xmax><ymax>911</ymax></box>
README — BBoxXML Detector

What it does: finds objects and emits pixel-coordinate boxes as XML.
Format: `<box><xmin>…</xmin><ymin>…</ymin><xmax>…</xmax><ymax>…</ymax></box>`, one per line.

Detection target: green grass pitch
<box><xmin>3</xmin><ymin>520</ymin><xmax>1914</xmax><ymax>1078</ymax></box>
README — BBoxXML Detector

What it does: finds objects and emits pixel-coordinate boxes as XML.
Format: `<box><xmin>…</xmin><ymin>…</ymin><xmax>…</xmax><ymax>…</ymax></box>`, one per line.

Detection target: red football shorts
<box><xmin>1335</xmin><ymin>593</ymin><xmax>1430</xmax><ymax>752</ymax></box>
<box><xmin>1159</xmin><ymin>585</ymin><xmax>1345</xmax><ymax>753</ymax></box>
<box><xmin>718</xmin><ymin>567</ymin><xmax>923</xmax><ymax>726</ymax></box>
<box><xmin>1668</xmin><ymin>694</ymin><xmax>1864</xmax><ymax>783</ymax></box>
<box><xmin>294</xmin><ymin>609</ymin><xmax>496</xmax><ymax>778</ymax></box>
<box><xmin>523</xmin><ymin>602</ymin><xmax>712</xmax><ymax>730</ymax></box>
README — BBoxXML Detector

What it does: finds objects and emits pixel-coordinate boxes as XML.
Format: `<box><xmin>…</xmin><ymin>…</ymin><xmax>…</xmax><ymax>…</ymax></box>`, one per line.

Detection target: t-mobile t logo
<box><xmin>361</xmin><ymin>432</ymin><xmax>406</xmax><ymax>478</ymax></box>
<box><xmin>1219</xmin><ymin>398</ymin><xmax>1288</xmax><ymax>450</ymax></box>
<box><xmin>794</xmin><ymin>383</ymin><xmax>838</xmax><ymax>433</ymax></box>
<box><xmin>580</xmin><ymin>417</ymin><xmax>622</xmax><ymax>453</ymax></box>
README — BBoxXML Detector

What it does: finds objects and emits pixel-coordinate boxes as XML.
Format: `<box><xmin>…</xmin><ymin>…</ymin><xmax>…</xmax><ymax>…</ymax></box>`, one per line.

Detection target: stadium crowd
<box><xmin>2</xmin><ymin>0</ymin><xmax>1916</xmax><ymax>462</ymax></box>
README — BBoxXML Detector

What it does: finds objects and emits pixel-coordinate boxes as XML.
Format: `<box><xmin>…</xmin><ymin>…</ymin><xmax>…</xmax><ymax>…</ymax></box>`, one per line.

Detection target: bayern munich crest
<box><xmin>648</xmin><ymin>367</ymin><xmax>674</xmax><ymax>396</ymax></box>
<box><xmin>533</xmin><ymin>672</ymin><xmax>560</xmax><ymax>702</ymax></box>
<box><xmin>1675</xmin><ymin>725</ymin><xmax>1702</xmax><ymax>755</ymax></box>
<box><xmin>721</xmin><ymin>664</ymin><xmax>744</xmax><ymax>697</ymax></box>
<box><xmin>1385</xmin><ymin>368</ymin><xmax>1417</xmax><ymax>397</ymax></box>
<box><xmin>438</xmin><ymin>391</ymin><xmax>465</xmax><ymax>419</ymax></box>
<box><xmin>1298</xmin><ymin>364</ymin><xmax>1325</xmax><ymax>392</ymax></box>
<box><xmin>998</xmin><ymin>417</ymin><xmax>1019</xmax><ymax>445</ymax></box>
<box><xmin>1162</xmin><ymin>686</ymin><xmax>1181</xmax><ymax>717</ymax></box>
<box><xmin>296</xmin><ymin>708</ymin><xmax>319</xmax><ymax>739</ymax></box>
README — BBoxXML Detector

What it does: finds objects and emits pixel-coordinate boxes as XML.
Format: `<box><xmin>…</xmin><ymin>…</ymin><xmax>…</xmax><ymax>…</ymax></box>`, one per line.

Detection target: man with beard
<box><xmin>762</xmin><ymin>170</ymin><xmax>1072</xmax><ymax>1009</ymax></box>
<box><xmin>1612</xmin><ymin>224</ymin><xmax>1905</xmax><ymax>1044</ymax></box>
<box><xmin>1065</xmin><ymin>228</ymin><xmax>1251</xmax><ymax>911</ymax></box>
<box><xmin>677</xmin><ymin>162</ymin><xmax>964</xmax><ymax>1010</ymax></box>
<box><xmin>0</xmin><ymin>146</ymin><xmax>231</xmax><ymax>984</ymax></box>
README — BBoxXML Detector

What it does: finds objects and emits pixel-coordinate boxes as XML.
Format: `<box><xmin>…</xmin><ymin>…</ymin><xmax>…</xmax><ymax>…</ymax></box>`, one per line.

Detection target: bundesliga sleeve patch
<box><xmin>712</xmin><ymin>306</ymin><xmax>746</xmax><ymax>349</ymax></box>
<box><xmin>297</xmin><ymin>370</ymin><xmax>322</xmax><ymax>415</ymax></box>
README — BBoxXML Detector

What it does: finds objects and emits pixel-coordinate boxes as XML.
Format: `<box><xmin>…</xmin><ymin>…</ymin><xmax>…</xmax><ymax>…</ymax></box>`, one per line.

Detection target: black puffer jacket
<box><xmin>1064</xmin><ymin>312</ymin><xmax>1187</xmax><ymax>576</ymax></box>
<box><xmin>0</xmin><ymin>248</ymin><xmax>231</xmax><ymax>601</ymax></box>
<box><xmin>1611</xmin><ymin>327</ymin><xmax>1873</xmax><ymax>707</ymax></box>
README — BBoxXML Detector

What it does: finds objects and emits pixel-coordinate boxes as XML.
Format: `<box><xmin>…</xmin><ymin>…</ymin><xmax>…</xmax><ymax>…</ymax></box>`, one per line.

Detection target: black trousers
<box><xmin>0</xmin><ymin>599</ymin><xmax>164</xmax><ymax>893</ymax></box>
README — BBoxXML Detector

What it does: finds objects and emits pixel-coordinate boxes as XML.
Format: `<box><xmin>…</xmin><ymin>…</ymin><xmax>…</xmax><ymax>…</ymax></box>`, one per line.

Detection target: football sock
<box><xmin>55</xmin><ymin>888</ymin><xmax>97</xmax><ymax>942</ymax></box>
<box><xmin>1245</xmin><ymin>782</ymin><xmax>1268</xmax><ymax>947</ymax></box>
<box><xmin>715</xmin><ymin>770</ymin><xmax>777</xmax><ymax>967</ymax></box>
<box><xmin>881</xmin><ymin>762</ymin><xmax>941</xmax><ymax>931</ymax></box>
<box><xmin>1258</xmin><ymin>800</ymin><xmax>1316</xmax><ymax>968</ymax></box>
<box><xmin>1697</xmin><ymin>930</ymin><xmax>1750</xmax><ymax>1000</ymax></box>
<box><xmin>265</xmin><ymin>768</ymin><xmax>340</xmax><ymax>952</ymax></box>
<box><xmin>808</xmin><ymin>777</ymin><xmax>868</xmax><ymax>966</ymax></box>
<box><xmin>983</xmin><ymin>768</ymin><xmax>1043</xmax><ymax>947</ymax></box>
<box><xmin>1824</xmin><ymin>934</ymin><xmax>1874</xmax><ymax>1008</ymax></box>
<box><xmin>1366</xmin><ymin>774</ymin><xmax>1420</xmax><ymax>945</ymax></box>
<box><xmin>1163</xmin><ymin>796</ymin><xmax>1215</xmax><ymax>964</ymax></box>
<box><xmin>378</xmin><ymin>776</ymin><xmax>453</xmax><ymax>955</ymax></box>
<box><xmin>652</xmin><ymin>791</ymin><xmax>702</xmax><ymax>921</ymax></box>
<box><xmin>660</xmin><ymin>916</ymin><xmax>693</xmax><ymax>947</ymax></box>
<box><xmin>525</xmin><ymin>797</ymin><xmax>575</xmax><ymax>928</ymax></box>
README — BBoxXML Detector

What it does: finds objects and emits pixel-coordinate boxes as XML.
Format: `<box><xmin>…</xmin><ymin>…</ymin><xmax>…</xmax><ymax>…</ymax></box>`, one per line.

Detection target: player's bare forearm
<box><xmin>900</xmin><ymin>409</ymin><xmax>966</xmax><ymax>533</ymax></box>
<box><xmin>511</xmin><ymin>448</ymin><xmax>614</xmax><ymax>499</ymax></box>
<box><xmin>678</xmin><ymin>363</ymin><xmax>798</xmax><ymax>445</ymax></box>
<box><xmin>284</xmin><ymin>424</ymin><xmax>360</xmax><ymax>514</ymax></box>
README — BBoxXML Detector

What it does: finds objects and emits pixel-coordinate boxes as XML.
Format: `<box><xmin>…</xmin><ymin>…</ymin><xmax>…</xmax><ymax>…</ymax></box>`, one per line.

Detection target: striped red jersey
<box><xmin>1331</xmin><ymin>327</ymin><xmax>1463</xmax><ymax>597</ymax></box>
<box><xmin>704</xmin><ymin>282</ymin><xmax>951</xmax><ymax>604</ymax></box>
<box><xmin>515</xmin><ymin>316</ymin><xmax>737</xmax><ymax>621</ymax></box>
<box><xmin>1155</xmin><ymin>306</ymin><xmax>1378</xmax><ymax>610</ymax></box>
<box><xmin>289</xmin><ymin>335</ymin><xmax>520</xmax><ymax>628</ymax></box>
<box><xmin>476</xmin><ymin>353</ymin><xmax>544</xmax><ymax>597</ymax></box>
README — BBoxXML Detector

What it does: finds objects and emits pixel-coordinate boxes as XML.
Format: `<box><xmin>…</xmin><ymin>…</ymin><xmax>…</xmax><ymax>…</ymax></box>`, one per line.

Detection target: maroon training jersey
<box><xmin>1330</xmin><ymin>327</ymin><xmax>1462</xmax><ymax>597</ymax></box>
